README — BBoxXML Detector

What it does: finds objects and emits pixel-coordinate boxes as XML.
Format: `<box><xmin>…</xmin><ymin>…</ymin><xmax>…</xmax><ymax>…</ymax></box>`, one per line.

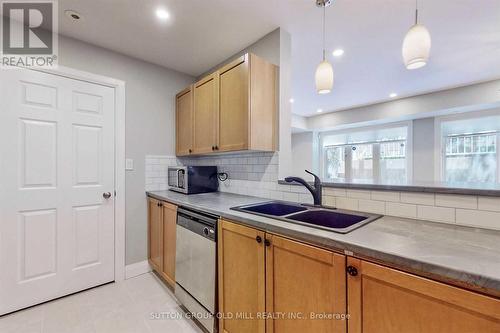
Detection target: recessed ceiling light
<box><xmin>155</xmin><ymin>8</ymin><xmax>170</xmax><ymax>21</ymax></box>
<box><xmin>389</xmin><ymin>93</ymin><xmax>398</xmax><ymax>98</ymax></box>
<box><xmin>317</xmin><ymin>108</ymin><xmax>323</xmax><ymax>113</ymax></box>
<box><xmin>289</xmin><ymin>98</ymin><xmax>295</xmax><ymax>103</ymax></box>
<box><xmin>332</xmin><ymin>49</ymin><xmax>344</xmax><ymax>57</ymax></box>
<box><xmin>65</xmin><ymin>10</ymin><xmax>83</xmax><ymax>21</ymax></box>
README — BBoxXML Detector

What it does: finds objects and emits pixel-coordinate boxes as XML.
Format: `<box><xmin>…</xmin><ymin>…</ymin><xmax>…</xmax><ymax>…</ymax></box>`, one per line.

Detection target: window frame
<box><xmin>319</xmin><ymin>121</ymin><xmax>413</xmax><ymax>183</ymax></box>
<box><xmin>434</xmin><ymin>110</ymin><xmax>500</xmax><ymax>183</ymax></box>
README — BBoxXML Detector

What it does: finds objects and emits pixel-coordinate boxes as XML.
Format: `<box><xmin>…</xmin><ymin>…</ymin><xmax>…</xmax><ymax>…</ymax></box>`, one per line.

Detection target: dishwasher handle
<box><xmin>177</xmin><ymin>208</ymin><xmax>217</xmax><ymax>241</ymax></box>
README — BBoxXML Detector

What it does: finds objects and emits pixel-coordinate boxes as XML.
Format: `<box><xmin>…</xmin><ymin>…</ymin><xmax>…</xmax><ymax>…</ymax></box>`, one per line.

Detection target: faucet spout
<box><xmin>285</xmin><ymin>170</ymin><xmax>323</xmax><ymax>206</ymax></box>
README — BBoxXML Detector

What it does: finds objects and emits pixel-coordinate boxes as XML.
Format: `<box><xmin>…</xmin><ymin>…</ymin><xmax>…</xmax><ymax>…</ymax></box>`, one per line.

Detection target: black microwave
<box><xmin>168</xmin><ymin>166</ymin><xmax>219</xmax><ymax>194</ymax></box>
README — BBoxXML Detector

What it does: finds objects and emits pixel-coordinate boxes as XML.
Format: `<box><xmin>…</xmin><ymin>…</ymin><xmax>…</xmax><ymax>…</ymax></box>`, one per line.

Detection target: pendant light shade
<box><xmin>402</xmin><ymin>23</ymin><xmax>431</xmax><ymax>70</ymax></box>
<box><xmin>315</xmin><ymin>60</ymin><xmax>334</xmax><ymax>94</ymax></box>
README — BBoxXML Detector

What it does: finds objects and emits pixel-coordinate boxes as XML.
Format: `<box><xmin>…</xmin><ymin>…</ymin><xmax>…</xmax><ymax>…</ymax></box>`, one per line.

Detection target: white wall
<box><xmin>58</xmin><ymin>36</ymin><xmax>194</xmax><ymax>265</ymax></box>
<box><xmin>291</xmin><ymin>132</ymin><xmax>314</xmax><ymax>180</ymax></box>
<box><xmin>306</xmin><ymin>79</ymin><xmax>500</xmax><ymax>131</ymax></box>
<box><xmin>413</xmin><ymin>118</ymin><xmax>435</xmax><ymax>182</ymax></box>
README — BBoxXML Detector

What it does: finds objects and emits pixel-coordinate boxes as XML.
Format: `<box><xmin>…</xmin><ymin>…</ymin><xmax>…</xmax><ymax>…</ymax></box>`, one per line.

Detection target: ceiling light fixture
<box><xmin>155</xmin><ymin>8</ymin><xmax>170</xmax><ymax>21</ymax></box>
<box><xmin>389</xmin><ymin>93</ymin><xmax>398</xmax><ymax>98</ymax></box>
<box><xmin>65</xmin><ymin>10</ymin><xmax>83</xmax><ymax>21</ymax></box>
<box><xmin>317</xmin><ymin>108</ymin><xmax>323</xmax><ymax>113</ymax></box>
<box><xmin>315</xmin><ymin>0</ymin><xmax>334</xmax><ymax>94</ymax></box>
<box><xmin>289</xmin><ymin>98</ymin><xmax>295</xmax><ymax>103</ymax></box>
<box><xmin>332</xmin><ymin>49</ymin><xmax>344</xmax><ymax>57</ymax></box>
<box><xmin>402</xmin><ymin>0</ymin><xmax>431</xmax><ymax>70</ymax></box>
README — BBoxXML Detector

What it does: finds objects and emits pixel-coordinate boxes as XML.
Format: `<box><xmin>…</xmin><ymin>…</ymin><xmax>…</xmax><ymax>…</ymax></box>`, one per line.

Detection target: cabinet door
<box><xmin>218</xmin><ymin>55</ymin><xmax>249</xmax><ymax>152</ymax></box>
<box><xmin>176</xmin><ymin>86</ymin><xmax>193</xmax><ymax>156</ymax></box>
<box><xmin>347</xmin><ymin>258</ymin><xmax>500</xmax><ymax>333</ymax></box>
<box><xmin>161</xmin><ymin>202</ymin><xmax>177</xmax><ymax>287</ymax></box>
<box><xmin>147</xmin><ymin>198</ymin><xmax>163</xmax><ymax>271</ymax></box>
<box><xmin>266</xmin><ymin>234</ymin><xmax>347</xmax><ymax>333</ymax></box>
<box><xmin>193</xmin><ymin>74</ymin><xmax>218</xmax><ymax>154</ymax></box>
<box><xmin>218</xmin><ymin>220</ymin><xmax>265</xmax><ymax>333</ymax></box>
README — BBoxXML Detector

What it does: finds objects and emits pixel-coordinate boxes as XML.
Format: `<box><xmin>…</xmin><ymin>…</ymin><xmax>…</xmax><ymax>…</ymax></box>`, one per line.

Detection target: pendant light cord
<box><xmin>415</xmin><ymin>0</ymin><xmax>419</xmax><ymax>24</ymax></box>
<box><xmin>322</xmin><ymin>4</ymin><xmax>326</xmax><ymax>61</ymax></box>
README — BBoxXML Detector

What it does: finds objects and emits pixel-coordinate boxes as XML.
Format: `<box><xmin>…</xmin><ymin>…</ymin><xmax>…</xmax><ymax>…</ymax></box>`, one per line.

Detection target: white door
<box><xmin>0</xmin><ymin>68</ymin><xmax>116</xmax><ymax>315</ymax></box>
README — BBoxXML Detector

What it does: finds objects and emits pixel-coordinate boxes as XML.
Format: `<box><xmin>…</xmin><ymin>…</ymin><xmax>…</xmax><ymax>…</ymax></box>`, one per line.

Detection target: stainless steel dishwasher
<box><xmin>175</xmin><ymin>207</ymin><xmax>217</xmax><ymax>333</ymax></box>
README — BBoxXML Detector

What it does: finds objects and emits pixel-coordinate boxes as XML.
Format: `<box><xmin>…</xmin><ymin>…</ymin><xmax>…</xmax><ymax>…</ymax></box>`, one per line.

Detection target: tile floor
<box><xmin>0</xmin><ymin>273</ymin><xmax>204</xmax><ymax>333</ymax></box>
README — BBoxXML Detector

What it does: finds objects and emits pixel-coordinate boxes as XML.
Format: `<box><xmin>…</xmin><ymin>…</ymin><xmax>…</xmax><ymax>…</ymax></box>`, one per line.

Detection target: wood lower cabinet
<box><xmin>218</xmin><ymin>219</ymin><xmax>266</xmax><ymax>333</ymax></box>
<box><xmin>347</xmin><ymin>257</ymin><xmax>500</xmax><ymax>333</ymax></box>
<box><xmin>266</xmin><ymin>234</ymin><xmax>347</xmax><ymax>333</ymax></box>
<box><xmin>160</xmin><ymin>202</ymin><xmax>177</xmax><ymax>287</ymax></box>
<box><xmin>147</xmin><ymin>198</ymin><xmax>162</xmax><ymax>271</ymax></box>
<box><xmin>147</xmin><ymin>197</ymin><xmax>177</xmax><ymax>288</ymax></box>
<box><xmin>218</xmin><ymin>219</ymin><xmax>346</xmax><ymax>333</ymax></box>
<box><xmin>176</xmin><ymin>86</ymin><xmax>194</xmax><ymax>156</ymax></box>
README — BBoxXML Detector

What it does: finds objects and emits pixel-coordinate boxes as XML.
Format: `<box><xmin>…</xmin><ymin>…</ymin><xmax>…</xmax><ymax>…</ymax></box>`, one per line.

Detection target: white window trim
<box><xmin>319</xmin><ymin>121</ymin><xmax>413</xmax><ymax>182</ymax></box>
<box><xmin>434</xmin><ymin>109</ymin><xmax>500</xmax><ymax>183</ymax></box>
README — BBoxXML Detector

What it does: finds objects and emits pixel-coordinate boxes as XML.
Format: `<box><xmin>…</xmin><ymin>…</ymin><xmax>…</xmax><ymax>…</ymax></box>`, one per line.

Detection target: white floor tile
<box><xmin>0</xmin><ymin>273</ymin><xmax>204</xmax><ymax>333</ymax></box>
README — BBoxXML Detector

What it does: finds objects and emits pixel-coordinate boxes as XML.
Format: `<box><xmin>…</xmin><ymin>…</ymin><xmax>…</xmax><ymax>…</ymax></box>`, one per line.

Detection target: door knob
<box><xmin>103</xmin><ymin>192</ymin><xmax>112</xmax><ymax>199</ymax></box>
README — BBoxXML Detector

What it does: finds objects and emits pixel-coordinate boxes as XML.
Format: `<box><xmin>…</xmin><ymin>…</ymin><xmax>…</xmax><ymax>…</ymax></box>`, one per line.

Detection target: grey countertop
<box><xmin>278</xmin><ymin>179</ymin><xmax>500</xmax><ymax>196</ymax></box>
<box><xmin>147</xmin><ymin>190</ymin><xmax>500</xmax><ymax>296</ymax></box>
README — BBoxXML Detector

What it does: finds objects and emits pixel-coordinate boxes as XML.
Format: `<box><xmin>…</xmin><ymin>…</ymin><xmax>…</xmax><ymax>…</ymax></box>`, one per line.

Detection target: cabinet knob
<box><xmin>215</xmin><ymin>145</ymin><xmax>219</xmax><ymax>150</ymax></box>
<box><xmin>347</xmin><ymin>265</ymin><xmax>358</xmax><ymax>277</ymax></box>
<box><xmin>256</xmin><ymin>236</ymin><xmax>262</xmax><ymax>243</ymax></box>
<box><xmin>264</xmin><ymin>239</ymin><xmax>271</xmax><ymax>247</ymax></box>
<box><xmin>103</xmin><ymin>192</ymin><xmax>112</xmax><ymax>199</ymax></box>
<box><xmin>212</xmin><ymin>146</ymin><xmax>215</xmax><ymax>151</ymax></box>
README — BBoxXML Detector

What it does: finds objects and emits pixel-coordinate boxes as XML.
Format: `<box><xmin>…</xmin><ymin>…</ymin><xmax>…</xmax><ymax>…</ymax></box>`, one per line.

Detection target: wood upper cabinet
<box><xmin>160</xmin><ymin>202</ymin><xmax>177</xmax><ymax>287</ymax></box>
<box><xmin>176</xmin><ymin>86</ymin><xmax>194</xmax><ymax>156</ymax></box>
<box><xmin>218</xmin><ymin>219</ymin><xmax>266</xmax><ymax>333</ymax></box>
<box><xmin>175</xmin><ymin>53</ymin><xmax>277</xmax><ymax>156</ymax></box>
<box><xmin>218</xmin><ymin>53</ymin><xmax>277</xmax><ymax>152</ymax></box>
<box><xmin>193</xmin><ymin>73</ymin><xmax>218</xmax><ymax>154</ymax></box>
<box><xmin>266</xmin><ymin>234</ymin><xmax>347</xmax><ymax>333</ymax></box>
<box><xmin>147</xmin><ymin>197</ymin><xmax>163</xmax><ymax>271</ymax></box>
<box><xmin>347</xmin><ymin>257</ymin><xmax>500</xmax><ymax>333</ymax></box>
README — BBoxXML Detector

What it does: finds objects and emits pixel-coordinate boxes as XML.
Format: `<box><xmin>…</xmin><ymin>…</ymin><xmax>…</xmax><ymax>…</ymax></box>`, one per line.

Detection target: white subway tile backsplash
<box><xmin>456</xmin><ymin>209</ymin><xmax>500</xmax><ymax>230</ymax></box>
<box><xmin>336</xmin><ymin>197</ymin><xmax>359</xmax><ymax>211</ymax></box>
<box><xmin>371</xmin><ymin>191</ymin><xmax>400</xmax><ymax>202</ymax></box>
<box><xmin>323</xmin><ymin>188</ymin><xmax>346</xmax><ymax>197</ymax></box>
<box><xmin>435</xmin><ymin>194</ymin><xmax>478</xmax><ymax>209</ymax></box>
<box><xmin>346</xmin><ymin>189</ymin><xmax>371</xmax><ymax>199</ymax></box>
<box><xmin>417</xmin><ymin>205</ymin><xmax>455</xmax><ymax>224</ymax></box>
<box><xmin>400</xmin><ymin>192</ymin><xmax>435</xmax><ymax>205</ymax></box>
<box><xmin>386</xmin><ymin>202</ymin><xmax>417</xmax><ymax>219</ymax></box>
<box><xmin>478</xmin><ymin>197</ymin><xmax>500</xmax><ymax>212</ymax></box>
<box><xmin>358</xmin><ymin>199</ymin><xmax>385</xmax><ymax>214</ymax></box>
<box><xmin>145</xmin><ymin>154</ymin><xmax>500</xmax><ymax>231</ymax></box>
<box><xmin>323</xmin><ymin>196</ymin><xmax>336</xmax><ymax>207</ymax></box>
<box><xmin>283</xmin><ymin>192</ymin><xmax>300</xmax><ymax>203</ymax></box>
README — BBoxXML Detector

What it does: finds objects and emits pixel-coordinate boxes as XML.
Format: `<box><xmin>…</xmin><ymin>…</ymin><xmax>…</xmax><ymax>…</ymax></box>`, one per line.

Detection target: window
<box><xmin>439</xmin><ymin>113</ymin><xmax>500</xmax><ymax>184</ymax></box>
<box><xmin>320</xmin><ymin>123</ymin><xmax>410</xmax><ymax>183</ymax></box>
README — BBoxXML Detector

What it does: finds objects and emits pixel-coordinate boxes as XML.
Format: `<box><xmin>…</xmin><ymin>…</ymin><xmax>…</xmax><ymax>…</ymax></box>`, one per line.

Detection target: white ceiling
<box><xmin>58</xmin><ymin>0</ymin><xmax>500</xmax><ymax>117</ymax></box>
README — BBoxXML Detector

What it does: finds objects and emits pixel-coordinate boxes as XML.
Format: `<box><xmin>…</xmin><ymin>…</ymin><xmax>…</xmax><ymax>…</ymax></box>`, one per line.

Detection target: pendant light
<box><xmin>402</xmin><ymin>0</ymin><xmax>431</xmax><ymax>70</ymax></box>
<box><xmin>315</xmin><ymin>0</ymin><xmax>334</xmax><ymax>94</ymax></box>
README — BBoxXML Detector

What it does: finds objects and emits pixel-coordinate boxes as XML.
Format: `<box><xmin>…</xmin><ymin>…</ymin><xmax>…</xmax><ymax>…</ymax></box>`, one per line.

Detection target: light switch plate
<box><xmin>125</xmin><ymin>158</ymin><xmax>134</xmax><ymax>171</ymax></box>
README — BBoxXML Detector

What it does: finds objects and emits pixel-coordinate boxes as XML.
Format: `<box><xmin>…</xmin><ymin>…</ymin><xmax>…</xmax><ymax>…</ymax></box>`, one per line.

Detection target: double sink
<box><xmin>231</xmin><ymin>201</ymin><xmax>381</xmax><ymax>234</ymax></box>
